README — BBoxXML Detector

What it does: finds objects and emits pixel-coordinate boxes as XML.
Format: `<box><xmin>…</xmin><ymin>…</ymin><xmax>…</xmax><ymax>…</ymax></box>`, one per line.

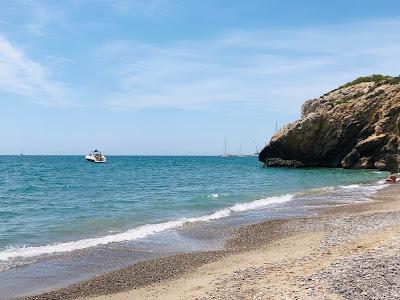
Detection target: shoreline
<box><xmin>19</xmin><ymin>183</ymin><xmax>400</xmax><ymax>300</ymax></box>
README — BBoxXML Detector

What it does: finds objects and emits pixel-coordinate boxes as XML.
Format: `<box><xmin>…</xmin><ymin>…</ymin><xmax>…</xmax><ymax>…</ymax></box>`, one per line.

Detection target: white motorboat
<box><xmin>85</xmin><ymin>150</ymin><xmax>107</xmax><ymax>163</ymax></box>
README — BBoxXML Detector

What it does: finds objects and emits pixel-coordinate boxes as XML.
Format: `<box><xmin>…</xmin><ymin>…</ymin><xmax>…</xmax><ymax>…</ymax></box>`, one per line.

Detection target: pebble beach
<box><xmin>18</xmin><ymin>184</ymin><xmax>400</xmax><ymax>300</ymax></box>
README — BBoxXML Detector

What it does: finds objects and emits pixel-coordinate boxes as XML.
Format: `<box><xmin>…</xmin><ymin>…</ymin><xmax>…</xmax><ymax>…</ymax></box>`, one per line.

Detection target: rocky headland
<box><xmin>259</xmin><ymin>74</ymin><xmax>400</xmax><ymax>170</ymax></box>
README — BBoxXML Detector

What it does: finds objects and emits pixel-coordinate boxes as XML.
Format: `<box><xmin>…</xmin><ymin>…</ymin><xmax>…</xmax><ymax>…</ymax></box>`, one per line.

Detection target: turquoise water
<box><xmin>0</xmin><ymin>155</ymin><xmax>385</xmax><ymax>268</ymax></box>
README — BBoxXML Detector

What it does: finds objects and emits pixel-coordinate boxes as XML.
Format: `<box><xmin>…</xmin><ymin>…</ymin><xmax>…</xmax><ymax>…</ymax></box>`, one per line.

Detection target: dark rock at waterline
<box><xmin>259</xmin><ymin>75</ymin><xmax>400</xmax><ymax>171</ymax></box>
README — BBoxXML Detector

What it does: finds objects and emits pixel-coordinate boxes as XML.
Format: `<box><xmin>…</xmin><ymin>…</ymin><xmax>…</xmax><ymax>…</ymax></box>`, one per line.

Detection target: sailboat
<box><xmin>237</xmin><ymin>143</ymin><xmax>245</xmax><ymax>157</ymax></box>
<box><xmin>221</xmin><ymin>138</ymin><xmax>235</xmax><ymax>157</ymax></box>
<box><xmin>222</xmin><ymin>137</ymin><xmax>229</xmax><ymax>157</ymax></box>
<box><xmin>254</xmin><ymin>142</ymin><xmax>259</xmax><ymax>156</ymax></box>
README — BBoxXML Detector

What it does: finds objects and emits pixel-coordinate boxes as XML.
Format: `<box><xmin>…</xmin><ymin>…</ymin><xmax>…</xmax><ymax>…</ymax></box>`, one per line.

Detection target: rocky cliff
<box><xmin>259</xmin><ymin>75</ymin><xmax>400</xmax><ymax>171</ymax></box>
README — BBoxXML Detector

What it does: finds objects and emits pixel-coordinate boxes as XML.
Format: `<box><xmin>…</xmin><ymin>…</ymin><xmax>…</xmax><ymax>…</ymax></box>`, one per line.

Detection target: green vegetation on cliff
<box><xmin>340</xmin><ymin>74</ymin><xmax>400</xmax><ymax>89</ymax></box>
<box><xmin>259</xmin><ymin>75</ymin><xmax>400</xmax><ymax>171</ymax></box>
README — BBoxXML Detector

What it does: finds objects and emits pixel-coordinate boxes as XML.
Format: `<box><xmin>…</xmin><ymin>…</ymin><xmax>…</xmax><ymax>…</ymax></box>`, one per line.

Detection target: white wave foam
<box><xmin>185</xmin><ymin>208</ymin><xmax>232</xmax><ymax>222</ymax></box>
<box><xmin>295</xmin><ymin>186</ymin><xmax>335</xmax><ymax>196</ymax></box>
<box><xmin>0</xmin><ymin>258</ymin><xmax>37</xmax><ymax>272</ymax></box>
<box><xmin>340</xmin><ymin>184</ymin><xmax>361</xmax><ymax>190</ymax></box>
<box><xmin>230</xmin><ymin>194</ymin><xmax>293</xmax><ymax>212</ymax></box>
<box><xmin>0</xmin><ymin>220</ymin><xmax>184</xmax><ymax>261</ymax></box>
<box><xmin>362</xmin><ymin>181</ymin><xmax>387</xmax><ymax>193</ymax></box>
<box><xmin>0</xmin><ymin>194</ymin><xmax>293</xmax><ymax>261</ymax></box>
<box><xmin>207</xmin><ymin>193</ymin><xmax>230</xmax><ymax>199</ymax></box>
<box><xmin>340</xmin><ymin>181</ymin><xmax>387</xmax><ymax>193</ymax></box>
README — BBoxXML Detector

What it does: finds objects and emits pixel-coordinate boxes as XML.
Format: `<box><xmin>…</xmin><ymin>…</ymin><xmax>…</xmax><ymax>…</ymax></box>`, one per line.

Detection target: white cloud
<box><xmin>98</xmin><ymin>20</ymin><xmax>400</xmax><ymax>110</ymax></box>
<box><xmin>1</xmin><ymin>14</ymin><xmax>399</xmax><ymax>111</ymax></box>
<box><xmin>98</xmin><ymin>18</ymin><xmax>400</xmax><ymax>112</ymax></box>
<box><xmin>0</xmin><ymin>33</ymin><xmax>67</xmax><ymax>105</ymax></box>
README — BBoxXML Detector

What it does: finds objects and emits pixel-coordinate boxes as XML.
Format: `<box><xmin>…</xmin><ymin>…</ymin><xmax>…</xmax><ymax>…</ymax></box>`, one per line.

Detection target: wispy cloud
<box><xmin>98</xmin><ymin>18</ymin><xmax>400</xmax><ymax>112</ymax></box>
<box><xmin>0</xmin><ymin>33</ymin><xmax>68</xmax><ymax>105</ymax></box>
<box><xmin>0</xmin><ymin>0</ymin><xmax>70</xmax><ymax>36</ymax></box>
<box><xmin>105</xmin><ymin>0</ymin><xmax>175</xmax><ymax>16</ymax></box>
<box><xmin>1</xmin><ymin>12</ymin><xmax>399</xmax><ymax>112</ymax></box>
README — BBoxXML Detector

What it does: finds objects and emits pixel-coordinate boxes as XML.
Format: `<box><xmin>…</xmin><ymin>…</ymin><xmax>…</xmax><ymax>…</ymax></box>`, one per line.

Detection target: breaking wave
<box><xmin>0</xmin><ymin>194</ymin><xmax>293</xmax><ymax>261</ymax></box>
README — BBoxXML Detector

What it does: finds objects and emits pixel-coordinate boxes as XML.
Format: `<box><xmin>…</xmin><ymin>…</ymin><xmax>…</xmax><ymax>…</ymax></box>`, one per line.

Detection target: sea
<box><xmin>0</xmin><ymin>155</ymin><xmax>388</xmax><ymax>298</ymax></box>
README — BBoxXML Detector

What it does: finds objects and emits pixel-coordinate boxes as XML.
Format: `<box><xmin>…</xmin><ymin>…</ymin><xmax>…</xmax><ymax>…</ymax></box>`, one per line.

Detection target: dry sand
<box><xmin>23</xmin><ymin>184</ymin><xmax>400</xmax><ymax>300</ymax></box>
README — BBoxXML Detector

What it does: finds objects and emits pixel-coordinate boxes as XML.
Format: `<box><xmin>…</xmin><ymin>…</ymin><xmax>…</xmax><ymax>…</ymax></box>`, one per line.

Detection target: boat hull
<box><xmin>85</xmin><ymin>155</ymin><xmax>106</xmax><ymax>163</ymax></box>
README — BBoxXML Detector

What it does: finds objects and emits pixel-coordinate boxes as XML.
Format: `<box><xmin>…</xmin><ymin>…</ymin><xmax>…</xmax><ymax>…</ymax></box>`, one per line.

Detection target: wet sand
<box><xmin>21</xmin><ymin>184</ymin><xmax>400</xmax><ymax>300</ymax></box>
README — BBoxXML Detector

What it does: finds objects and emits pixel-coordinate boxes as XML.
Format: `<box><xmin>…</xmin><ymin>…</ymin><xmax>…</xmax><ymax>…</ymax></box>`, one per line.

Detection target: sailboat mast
<box><xmin>224</xmin><ymin>137</ymin><xmax>227</xmax><ymax>157</ymax></box>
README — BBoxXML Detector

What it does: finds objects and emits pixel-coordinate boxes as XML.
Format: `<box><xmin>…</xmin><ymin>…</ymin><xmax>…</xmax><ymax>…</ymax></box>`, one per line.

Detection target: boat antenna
<box><xmin>275</xmin><ymin>121</ymin><xmax>278</xmax><ymax>133</ymax></box>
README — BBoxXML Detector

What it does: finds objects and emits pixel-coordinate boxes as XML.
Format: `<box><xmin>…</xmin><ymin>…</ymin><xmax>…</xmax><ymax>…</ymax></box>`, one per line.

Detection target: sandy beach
<box><xmin>21</xmin><ymin>184</ymin><xmax>400</xmax><ymax>300</ymax></box>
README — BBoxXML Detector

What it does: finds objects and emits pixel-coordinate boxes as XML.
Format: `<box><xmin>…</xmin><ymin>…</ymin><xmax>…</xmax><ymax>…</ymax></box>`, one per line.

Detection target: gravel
<box><xmin>20</xmin><ymin>186</ymin><xmax>400</xmax><ymax>300</ymax></box>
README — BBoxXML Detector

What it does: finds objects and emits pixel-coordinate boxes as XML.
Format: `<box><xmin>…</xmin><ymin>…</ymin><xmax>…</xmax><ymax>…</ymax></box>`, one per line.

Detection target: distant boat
<box><xmin>222</xmin><ymin>138</ymin><xmax>235</xmax><ymax>157</ymax></box>
<box><xmin>85</xmin><ymin>150</ymin><xmax>106</xmax><ymax>163</ymax></box>
<box><xmin>254</xmin><ymin>143</ymin><xmax>259</xmax><ymax>156</ymax></box>
<box><xmin>221</xmin><ymin>138</ymin><xmax>250</xmax><ymax>157</ymax></box>
<box><xmin>222</xmin><ymin>137</ymin><xmax>229</xmax><ymax>157</ymax></box>
<box><xmin>237</xmin><ymin>143</ymin><xmax>245</xmax><ymax>157</ymax></box>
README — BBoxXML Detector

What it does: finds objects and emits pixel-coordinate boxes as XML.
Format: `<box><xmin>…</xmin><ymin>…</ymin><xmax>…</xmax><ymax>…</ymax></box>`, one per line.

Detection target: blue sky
<box><xmin>1</xmin><ymin>0</ymin><xmax>400</xmax><ymax>155</ymax></box>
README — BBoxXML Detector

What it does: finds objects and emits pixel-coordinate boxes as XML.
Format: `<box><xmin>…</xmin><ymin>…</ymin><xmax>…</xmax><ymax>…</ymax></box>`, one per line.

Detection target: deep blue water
<box><xmin>0</xmin><ymin>155</ymin><xmax>385</xmax><ymax>268</ymax></box>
